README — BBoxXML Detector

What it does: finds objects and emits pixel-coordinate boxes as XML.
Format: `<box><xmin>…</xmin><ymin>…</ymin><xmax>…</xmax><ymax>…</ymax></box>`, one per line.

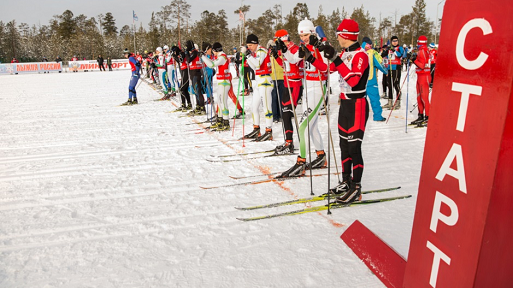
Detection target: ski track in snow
<box><xmin>0</xmin><ymin>70</ymin><xmax>425</xmax><ymax>287</ymax></box>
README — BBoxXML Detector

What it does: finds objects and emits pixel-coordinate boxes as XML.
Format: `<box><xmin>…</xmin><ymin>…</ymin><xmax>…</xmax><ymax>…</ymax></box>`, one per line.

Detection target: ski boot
<box><xmin>232</xmin><ymin>110</ymin><xmax>245</xmax><ymax>119</ymax></box>
<box><xmin>274</xmin><ymin>141</ymin><xmax>294</xmax><ymax>155</ymax></box>
<box><xmin>208</xmin><ymin>117</ymin><xmax>223</xmax><ymax>130</ymax></box>
<box><xmin>132</xmin><ymin>97</ymin><xmax>138</xmax><ymax>105</ymax></box>
<box><xmin>335</xmin><ymin>182</ymin><xmax>362</xmax><ymax>203</ymax></box>
<box><xmin>160</xmin><ymin>94</ymin><xmax>171</xmax><ymax>101</ymax></box>
<box><xmin>276</xmin><ymin>157</ymin><xmax>306</xmax><ymax>178</ymax></box>
<box><xmin>417</xmin><ymin>116</ymin><xmax>429</xmax><ymax>127</ymax></box>
<box><xmin>243</xmin><ymin>125</ymin><xmax>261</xmax><ymax>139</ymax></box>
<box><xmin>254</xmin><ymin>128</ymin><xmax>273</xmax><ymax>142</ymax></box>
<box><xmin>306</xmin><ymin>150</ymin><xmax>327</xmax><ymax>170</ymax></box>
<box><xmin>196</xmin><ymin>106</ymin><xmax>206</xmax><ymax>116</ymax></box>
<box><xmin>410</xmin><ymin>114</ymin><xmax>424</xmax><ymax>125</ymax></box>
<box><xmin>120</xmin><ymin>99</ymin><xmax>133</xmax><ymax>106</ymax></box>
<box><xmin>216</xmin><ymin>119</ymin><xmax>231</xmax><ymax>131</ymax></box>
<box><xmin>391</xmin><ymin>98</ymin><xmax>401</xmax><ymax>110</ymax></box>
<box><xmin>327</xmin><ymin>178</ymin><xmax>352</xmax><ymax>196</ymax></box>
<box><xmin>382</xmin><ymin>99</ymin><xmax>393</xmax><ymax>109</ymax></box>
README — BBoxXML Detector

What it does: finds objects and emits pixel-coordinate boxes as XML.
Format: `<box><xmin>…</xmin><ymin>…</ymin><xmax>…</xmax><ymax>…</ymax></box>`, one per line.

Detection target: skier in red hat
<box><xmin>305</xmin><ymin>18</ymin><xmax>370</xmax><ymax>203</ymax></box>
<box><xmin>410</xmin><ymin>35</ymin><xmax>432</xmax><ymax>127</ymax></box>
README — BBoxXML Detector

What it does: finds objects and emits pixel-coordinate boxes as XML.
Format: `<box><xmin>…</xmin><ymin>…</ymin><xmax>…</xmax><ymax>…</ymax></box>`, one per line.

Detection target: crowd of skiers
<box><xmin>121</xmin><ymin>17</ymin><xmax>438</xmax><ymax>204</ymax></box>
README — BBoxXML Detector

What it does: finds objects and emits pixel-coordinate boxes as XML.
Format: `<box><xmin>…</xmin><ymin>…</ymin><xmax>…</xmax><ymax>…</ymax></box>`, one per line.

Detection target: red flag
<box><xmin>239</xmin><ymin>10</ymin><xmax>244</xmax><ymax>21</ymax></box>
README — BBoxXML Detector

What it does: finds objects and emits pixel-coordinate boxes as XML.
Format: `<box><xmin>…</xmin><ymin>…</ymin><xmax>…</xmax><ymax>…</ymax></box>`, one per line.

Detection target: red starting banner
<box><xmin>341</xmin><ymin>1</ymin><xmax>513</xmax><ymax>287</ymax></box>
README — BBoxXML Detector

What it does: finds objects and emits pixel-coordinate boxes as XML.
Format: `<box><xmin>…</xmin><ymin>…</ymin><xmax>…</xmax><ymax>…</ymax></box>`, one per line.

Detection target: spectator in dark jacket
<box><xmin>97</xmin><ymin>54</ymin><xmax>105</xmax><ymax>71</ymax></box>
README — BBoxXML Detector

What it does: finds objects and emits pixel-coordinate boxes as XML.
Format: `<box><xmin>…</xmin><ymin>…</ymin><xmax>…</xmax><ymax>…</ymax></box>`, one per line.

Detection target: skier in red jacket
<box><xmin>410</xmin><ymin>35</ymin><xmax>432</xmax><ymax>127</ymax></box>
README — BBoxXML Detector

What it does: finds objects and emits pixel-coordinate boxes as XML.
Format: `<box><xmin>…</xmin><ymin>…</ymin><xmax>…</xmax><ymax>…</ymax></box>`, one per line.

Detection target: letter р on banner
<box><xmin>403</xmin><ymin>0</ymin><xmax>513</xmax><ymax>287</ymax></box>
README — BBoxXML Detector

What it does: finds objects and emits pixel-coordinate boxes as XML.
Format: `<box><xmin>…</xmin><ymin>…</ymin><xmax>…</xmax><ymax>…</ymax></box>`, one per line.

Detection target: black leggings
<box><xmin>338</xmin><ymin>98</ymin><xmax>369</xmax><ymax>183</ymax></box>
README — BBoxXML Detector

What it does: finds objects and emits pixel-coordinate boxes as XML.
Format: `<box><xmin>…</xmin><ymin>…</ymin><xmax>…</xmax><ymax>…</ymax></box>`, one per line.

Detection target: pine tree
<box><xmin>102</xmin><ymin>12</ymin><xmax>118</xmax><ymax>36</ymax></box>
<box><xmin>411</xmin><ymin>0</ymin><xmax>433</xmax><ymax>42</ymax></box>
<box><xmin>350</xmin><ymin>6</ymin><xmax>375</xmax><ymax>43</ymax></box>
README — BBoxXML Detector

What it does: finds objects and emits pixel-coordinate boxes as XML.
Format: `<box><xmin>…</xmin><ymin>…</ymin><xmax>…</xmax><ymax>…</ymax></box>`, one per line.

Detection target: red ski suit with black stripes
<box><xmin>311</xmin><ymin>42</ymin><xmax>370</xmax><ymax>183</ymax></box>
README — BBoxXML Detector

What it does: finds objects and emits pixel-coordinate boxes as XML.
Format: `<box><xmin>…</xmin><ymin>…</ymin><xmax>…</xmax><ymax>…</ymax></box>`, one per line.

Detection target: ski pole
<box><xmin>270</xmin><ymin>54</ymin><xmax>287</xmax><ymax>143</ymax></box>
<box><xmin>410</xmin><ymin>103</ymin><xmax>418</xmax><ymax>113</ymax></box>
<box><xmin>385</xmin><ymin>65</ymin><xmax>412</xmax><ymax>123</ymax></box>
<box><xmin>405</xmin><ymin>58</ymin><xmax>410</xmax><ymax>133</ymax></box>
<box><xmin>302</xmin><ymin>47</ymin><xmax>315</xmax><ymax>196</ymax></box>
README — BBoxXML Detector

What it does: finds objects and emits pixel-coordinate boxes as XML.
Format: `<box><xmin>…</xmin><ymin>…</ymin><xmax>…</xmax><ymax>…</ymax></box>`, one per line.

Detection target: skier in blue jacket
<box><xmin>362</xmin><ymin>37</ymin><xmax>388</xmax><ymax>121</ymax></box>
<box><xmin>121</xmin><ymin>48</ymin><xmax>141</xmax><ymax>105</ymax></box>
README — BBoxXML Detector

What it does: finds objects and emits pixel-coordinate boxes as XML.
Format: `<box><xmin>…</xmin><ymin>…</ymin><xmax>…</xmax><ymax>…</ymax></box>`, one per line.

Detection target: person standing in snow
<box><xmin>410</xmin><ymin>35</ymin><xmax>432</xmax><ymax>127</ymax></box>
<box><xmin>201</xmin><ymin>42</ymin><xmax>233</xmax><ymax>131</ymax></box>
<box><xmin>242</xmin><ymin>34</ymin><xmax>274</xmax><ymax>141</ymax></box>
<box><xmin>276</xmin><ymin>19</ymin><xmax>328</xmax><ymax>178</ymax></box>
<box><xmin>383</xmin><ymin>36</ymin><xmax>406</xmax><ymax>110</ymax></box>
<box><xmin>120</xmin><ymin>49</ymin><xmax>141</xmax><ymax>106</ymax></box>
<box><xmin>97</xmin><ymin>54</ymin><xmax>105</xmax><ymax>71</ymax></box>
<box><xmin>428</xmin><ymin>43</ymin><xmax>437</xmax><ymax>88</ymax></box>
<box><xmin>268</xmin><ymin>39</ymin><xmax>284</xmax><ymax>124</ymax></box>
<box><xmin>268</xmin><ymin>29</ymin><xmax>304</xmax><ymax>155</ymax></box>
<box><xmin>361</xmin><ymin>36</ymin><xmax>387</xmax><ymax>121</ymax></box>
<box><xmin>307</xmin><ymin>18</ymin><xmax>370</xmax><ymax>203</ymax></box>
<box><xmin>172</xmin><ymin>46</ymin><xmax>192</xmax><ymax>111</ymax></box>
<box><xmin>107</xmin><ymin>57</ymin><xmax>112</xmax><ymax>71</ymax></box>
<box><xmin>185</xmin><ymin>40</ymin><xmax>206</xmax><ymax>116</ymax></box>
<box><xmin>155</xmin><ymin>47</ymin><xmax>170</xmax><ymax>99</ymax></box>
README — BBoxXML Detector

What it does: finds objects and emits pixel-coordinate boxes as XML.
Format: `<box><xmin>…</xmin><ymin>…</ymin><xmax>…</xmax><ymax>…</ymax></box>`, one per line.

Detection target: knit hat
<box><xmin>202</xmin><ymin>42</ymin><xmax>211</xmax><ymax>52</ymax></box>
<box><xmin>212</xmin><ymin>42</ymin><xmax>223</xmax><ymax>52</ymax></box>
<box><xmin>391</xmin><ymin>35</ymin><xmax>399</xmax><ymax>41</ymax></box>
<box><xmin>275</xmin><ymin>29</ymin><xmax>290</xmax><ymax>41</ymax></box>
<box><xmin>275</xmin><ymin>29</ymin><xmax>288</xmax><ymax>38</ymax></box>
<box><xmin>362</xmin><ymin>37</ymin><xmax>372</xmax><ymax>45</ymax></box>
<box><xmin>246</xmin><ymin>34</ymin><xmax>258</xmax><ymax>44</ymax></box>
<box><xmin>417</xmin><ymin>35</ymin><xmax>428</xmax><ymax>44</ymax></box>
<box><xmin>336</xmin><ymin>19</ymin><xmax>359</xmax><ymax>41</ymax></box>
<box><xmin>123</xmin><ymin>48</ymin><xmax>130</xmax><ymax>54</ymax></box>
<box><xmin>429</xmin><ymin>42</ymin><xmax>435</xmax><ymax>48</ymax></box>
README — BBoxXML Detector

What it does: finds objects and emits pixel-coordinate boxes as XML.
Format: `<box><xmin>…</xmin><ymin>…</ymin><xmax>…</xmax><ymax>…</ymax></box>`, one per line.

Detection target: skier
<box><xmin>172</xmin><ymin>45</ymin><xmax>192</xmax><ymax>111</ymax></box>
<box><xmin>361</xmin><ymin>37</ymin><xmax>387</xmax><ymax>121</ymax></box>
<box><xmin>155</xmin><ymin>47</ymin><xmax>170</xmax><ymax>99</ymax></box>
<box><xmin>428</xmin><ymin>43</ymin><xmax>437</xmax><ymax>88</ymax></box>
<box><xmin>201</xmin><ymin>42</ymin><xmax>215</xmax><ymax>107</ymax></box>
<box><xmin>382</xmin><ymin>36</ymin><xmax>406</xmax><ymax>110</ymax></box>
<box><xmin>164</xmin><ymin>45</ymin><xmax>177</xmax><ymax>99</ymax></box>
<box><xmin>410</xmin><ymin>35</ymin><xmax>432</xmax><ymax>127</ymax></box>
<box><xmin>276</xmin><ymin>19</ymin><xmax>328</xmax><ymax>177</ymax></box>
<box><xmin>380</xmin><ymin>45</ymin><xmax>389</xmax><ymax>98</ymax></box>
<box><xmin>185</xmin><ymin>40</ymin><xmax>206</xmax><ymax>115</ymax></box>
<box><xmin>306</xmin><ymin>18</ymin><xmax>370</xmax><ymax>203</ymax></box>
<box><xmin>201</xmin><ymin>42</ymin><xmax>233</xmax><ymax>131</ymax></box>
<box><xmin>242</xmin><ymin>34</ymin><xmax>275</xmax><ymax>141</ymax></box>
<box><xmin>269</xmin><ymin>29</ymin><xmax>304</xmax><ymax>155</ymax></box>
<box><xmin>120</xmin><ymin>48</ymin><xmax>141</xmax><ymax>106</ymax></box>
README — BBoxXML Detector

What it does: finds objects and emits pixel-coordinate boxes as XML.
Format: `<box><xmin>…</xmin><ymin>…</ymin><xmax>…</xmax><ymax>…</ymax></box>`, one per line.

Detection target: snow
<box><xmin>0</xmin><ymin>68</ymin><xmax>425</xmax><ymax>287</ymax></box>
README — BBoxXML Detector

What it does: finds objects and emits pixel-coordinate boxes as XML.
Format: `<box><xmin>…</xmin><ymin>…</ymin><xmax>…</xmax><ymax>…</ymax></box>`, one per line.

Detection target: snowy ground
<box><xmin>0</xmin><ymin>68</ymin><xmax>426</xmax><ymax>287</ymax></box>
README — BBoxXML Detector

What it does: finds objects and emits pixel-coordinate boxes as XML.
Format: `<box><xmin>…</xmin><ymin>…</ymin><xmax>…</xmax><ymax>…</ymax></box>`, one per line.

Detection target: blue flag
<box><xmin>133</xmin><ymin>11</ymin><xmax>138</xmax><ymax>21</ymax></box>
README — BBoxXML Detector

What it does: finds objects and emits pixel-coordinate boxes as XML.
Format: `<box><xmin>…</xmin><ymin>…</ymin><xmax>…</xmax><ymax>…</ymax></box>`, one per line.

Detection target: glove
<box><xmin>276</xmin><ymin>39</ymin><xmax>287</xmax><ymax>53</ymax></box>
<box><xmin>270</xmin><ymin>46</ymin><xmax>279</xmax><ymax>59</ymax></box>
<box><xmin>240</xmin><ymin>46</ymin><xmax>247</xmax><ymax>54</ymax></box>
<box><xmin>244</xmin><ymin>48</ymin><xmax>252</xmax><ymax>57</ymax></box>
<box><xmin>411</xmin><ymin>53</ymin><xmax>417</xmax><ymax>62</ymax></box>
<box><xmin>309</xmin><ymin>35</ymin><xmax>319</xmax><ymax>48</ymax></box>
<box><xmin>300</xmin><ymin>44</ymin><xmax>314</xmax><ymax>62</ymax></box>
<box><xmin>317</xmin><ymin>43</ymin><xmax>327</xmax><ymax>52</ymax></box>
<box><xmin>323</xmin><ymin>44</ymin><xmax>338</xmax><ymax>61</ymax></box>
<box><xmin>267</xmin><ymin>40</ymin><xmax>275</xmax><ymax>49</ymax></box>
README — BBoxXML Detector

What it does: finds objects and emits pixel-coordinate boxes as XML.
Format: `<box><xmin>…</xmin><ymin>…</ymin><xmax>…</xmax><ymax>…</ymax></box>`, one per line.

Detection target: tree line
<box><xmin>0</xmin><ymin>0</ymin><xmax>434</xmax><ymax>63</ymax></box>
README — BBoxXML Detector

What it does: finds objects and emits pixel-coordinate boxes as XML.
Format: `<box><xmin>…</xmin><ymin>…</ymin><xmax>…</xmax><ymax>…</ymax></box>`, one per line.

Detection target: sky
<box><xmin>1</xmin><ymin>0</ymin><xmax>445</xmax><ymax>33</ymax></box>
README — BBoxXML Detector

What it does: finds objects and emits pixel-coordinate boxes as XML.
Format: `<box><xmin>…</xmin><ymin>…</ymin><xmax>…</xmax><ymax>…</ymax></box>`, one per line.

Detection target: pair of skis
<box><xmin>235</xmin><ymin>186</ymin><xmax>410</xmax><ymax>221</ymax></box>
